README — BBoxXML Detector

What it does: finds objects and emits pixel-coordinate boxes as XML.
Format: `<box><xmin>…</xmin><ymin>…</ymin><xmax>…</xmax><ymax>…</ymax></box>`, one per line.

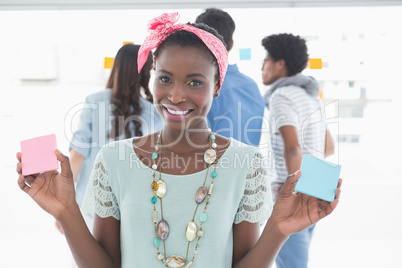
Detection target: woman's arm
<box><xmin>233</xmin><ymin>220</ymin><xmax>288</xmax><ymax>268</ymax></box>
<box><xmin>232</xmin><ymin>222</ymin><xmax>260</xmax><ymax>265</ymax></box>
<box><xmin>55</xmin><ymin>149</ymin><xmax>85</xmax><ymax>234</ymax></box>
<box><xmin>232</xmin><ymin>172</ymin><xmax>341</xmax><ymax>268</ymax></box>
<box><xmin>57</xmin><ymin>205</ymin><xmax>119</xmax><ymax>268</ymax></box>
<box><xmin>17</xmin><ymin>150</ymin><xmax>119</xmax><ymax>268</ymax></box>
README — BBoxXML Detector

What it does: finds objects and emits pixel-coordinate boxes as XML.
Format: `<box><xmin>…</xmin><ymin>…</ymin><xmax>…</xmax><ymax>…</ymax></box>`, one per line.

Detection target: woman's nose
<box><xmin>168</xmin><ymin>85</ymin><xmax>186</xmax><ymax>104</ymax></box>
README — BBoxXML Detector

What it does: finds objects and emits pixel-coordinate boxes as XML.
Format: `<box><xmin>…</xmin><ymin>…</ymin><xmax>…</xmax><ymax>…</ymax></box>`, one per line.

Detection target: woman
<box><xmin>17</xmin><ymin>13</ymin><xmax>341</xmax><ymax>268</ymax></box>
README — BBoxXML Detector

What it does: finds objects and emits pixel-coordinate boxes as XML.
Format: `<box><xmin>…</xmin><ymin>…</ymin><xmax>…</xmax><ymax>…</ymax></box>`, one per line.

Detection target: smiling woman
<box><xmin>15</xmin><ymin>12</ymin><xmax>341</xmax><ymax>268</ymax></box>
<box><xmin>154</xmin><ymin>45</ymin><xmax>218</xmax><ymax>127</ymax></box>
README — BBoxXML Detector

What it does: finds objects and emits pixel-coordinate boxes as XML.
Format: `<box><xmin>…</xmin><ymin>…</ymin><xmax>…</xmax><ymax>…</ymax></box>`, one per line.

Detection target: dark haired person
<box><xmin>261</xmin><ymin>33</ymin><xmax>334</xmax><ymax>268</ymax></box>
<box><xmin>66</xmin><ymin>44</ymin><xmax>163</xmax><ymax>231</ymax></box>
<box><xmin>196</xmin><ymin>8</ymin><xmax>265</xmax><ymax>147</ymax></box>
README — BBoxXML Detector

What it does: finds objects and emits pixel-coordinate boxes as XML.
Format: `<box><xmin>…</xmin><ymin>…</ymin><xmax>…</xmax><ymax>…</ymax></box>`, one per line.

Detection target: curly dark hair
<box><xmin>154</xmin><ymin>23</ymin><xmax>226</xmax><ymax>84</ymax></box>
<box><xmin>261</xmin><ymin>33</ymin><xmax>308</xmax><ymax>76</ymax></box>
<box><xmin>106</xmin><ymin>44</ymin><xmax>153</xmax><ymax>139</ymax></box>
<box><xmin>195</xmin><ymin>8</ymin><xmax>235</xmax><ymax>51</ymax></box>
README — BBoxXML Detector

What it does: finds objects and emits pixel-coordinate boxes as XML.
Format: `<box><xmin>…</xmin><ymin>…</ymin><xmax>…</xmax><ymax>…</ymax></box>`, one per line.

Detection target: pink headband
<box><xmin>138</xmin><ymin>12</ymin><xmax>228</xmax><ymax>87</ymax></box>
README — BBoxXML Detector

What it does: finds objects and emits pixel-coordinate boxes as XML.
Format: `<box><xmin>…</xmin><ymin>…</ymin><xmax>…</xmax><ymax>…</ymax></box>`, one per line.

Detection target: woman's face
<box><xmin>153</xmin><ymin>44</ymin><xmax>219</xmax><ymax>131</ymax></box>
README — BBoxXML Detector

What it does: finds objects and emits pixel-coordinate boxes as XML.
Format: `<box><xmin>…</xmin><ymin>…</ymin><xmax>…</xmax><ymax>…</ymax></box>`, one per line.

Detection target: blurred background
<box><xmin>1</xmin><ymin>0</ymin><xmax>401</xmax><ymax>267</ymax></box>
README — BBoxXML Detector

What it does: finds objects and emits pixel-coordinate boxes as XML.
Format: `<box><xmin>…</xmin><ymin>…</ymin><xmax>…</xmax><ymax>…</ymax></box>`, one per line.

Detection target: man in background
<box><xmin>196</xmin><ymin>8</ymin><xmax>265</xmax><ymax>147</ymax></box>
<box><xmin>261</xmin><ymin>33</ymin><xmax>334</xmax><ymax>268</ymax></box>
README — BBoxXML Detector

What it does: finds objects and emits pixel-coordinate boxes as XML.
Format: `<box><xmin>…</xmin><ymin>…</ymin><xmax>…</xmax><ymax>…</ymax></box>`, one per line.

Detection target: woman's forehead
<box><xmin>155</xmin><ymin>45</ymin><xmax>217</xmax><ymax>75</ymax></box>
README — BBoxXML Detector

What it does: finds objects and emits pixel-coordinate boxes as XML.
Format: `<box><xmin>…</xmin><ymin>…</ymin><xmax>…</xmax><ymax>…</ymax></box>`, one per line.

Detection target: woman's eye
<box><xmin>159</xmin><ymin>76</ymin><xmax>171</xmax><ymax>83</ymax></box>
<box><xmin>188</xmin><ymin>80</ymin><xmax>203</xmax><ymax>86</ymax></box>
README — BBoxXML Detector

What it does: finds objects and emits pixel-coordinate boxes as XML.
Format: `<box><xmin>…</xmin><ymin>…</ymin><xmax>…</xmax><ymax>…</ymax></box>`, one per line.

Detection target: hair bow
<box><xmin>138</xmin><ymin>12</ymin><xmax>228</xmax><ymax>87</ymax></box>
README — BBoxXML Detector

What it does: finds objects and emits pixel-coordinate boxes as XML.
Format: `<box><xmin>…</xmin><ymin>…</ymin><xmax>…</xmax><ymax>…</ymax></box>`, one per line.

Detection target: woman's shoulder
<box><xmin>215</xmin><ymin>136</ymin><xmax>261</xmax><ymax>169</ymax></box>
<box><xmin>139</xmin><ymin>96</ymin><xmax>153</xmax><ymax>106</ymax></box>
<box><xmin>84</xmin><ymin>89</ymin><xmax>112</xmax><ymax>102</ymax></box>
<box><xmin>97</xmin><ymin>136</ymin><xmax>136</xmax><ymax>162</ymax></box>
<box><xmin>132</xmin><ymin>132</ymin><xmax>159</xmax><ymax>157</ymax></box>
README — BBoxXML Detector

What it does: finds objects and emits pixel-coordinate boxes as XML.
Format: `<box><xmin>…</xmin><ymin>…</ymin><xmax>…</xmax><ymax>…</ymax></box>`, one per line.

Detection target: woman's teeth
<box><xmin>167</xmin><ymin>108</ymin><xmax>190</xmax><ymax>115</ymax></box>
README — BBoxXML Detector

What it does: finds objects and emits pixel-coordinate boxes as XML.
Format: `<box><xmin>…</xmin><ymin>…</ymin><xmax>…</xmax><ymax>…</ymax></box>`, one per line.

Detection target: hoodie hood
<box><xmin>263</xmin><ymin>74</ymin><xmax>319</xmax><ymax>108</ymax></box>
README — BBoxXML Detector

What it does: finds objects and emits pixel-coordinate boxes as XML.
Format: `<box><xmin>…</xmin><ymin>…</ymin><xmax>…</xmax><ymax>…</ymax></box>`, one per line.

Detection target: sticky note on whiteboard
<box><xmin>104</xmin><ymin>57</ymin><xmax>114</xmax><ymax>69</ymax></box>
<box><xmin>20</xmin><ymin>134</ymin><xmax>59</xmax><ymax>176</ymax></box>
<box><xmin>295</xmin><ymin>154</ymin><xmax>341</xmax><ymax>202</ymax></box>
<box><xmin>239</xmin><ymin>48</ymin><xmax>251</xmax><ymax>60</ymax></box>
<box><xmin>309</xmin><ymin>58</ymin><xmax>323</xmax><ymax>69</ymax></box>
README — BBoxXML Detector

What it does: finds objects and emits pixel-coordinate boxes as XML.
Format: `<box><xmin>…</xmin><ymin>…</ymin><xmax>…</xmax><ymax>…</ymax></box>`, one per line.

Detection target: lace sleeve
<box><xmin>81</xmin><ymin>149</ymin><xmax>121</xmax><ymax>220</ymax></box>
<box><xmin>234</xmin><ymin>152</ymin><xmax>273</xmax><ymax>224</ymax></box>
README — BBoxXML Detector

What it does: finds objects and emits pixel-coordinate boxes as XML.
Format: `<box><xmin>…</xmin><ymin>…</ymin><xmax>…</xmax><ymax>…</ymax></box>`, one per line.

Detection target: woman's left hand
<box><xmin>270</xmin><ymin>170</ymin><xmax>342</xmax><ymax>236</ymax></box>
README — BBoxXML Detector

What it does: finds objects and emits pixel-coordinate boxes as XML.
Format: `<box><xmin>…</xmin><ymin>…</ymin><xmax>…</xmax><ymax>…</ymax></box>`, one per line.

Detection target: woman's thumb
<box><xmin>55</xmin><ymin>149</ymin><xmax>73</xmax><ymax>178</ymax></box>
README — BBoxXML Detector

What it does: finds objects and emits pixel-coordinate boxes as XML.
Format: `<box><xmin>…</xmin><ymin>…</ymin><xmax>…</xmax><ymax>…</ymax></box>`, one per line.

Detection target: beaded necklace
<box><xmin>151</xmin><ymin>130</ymin><xmax>218</xmax><ymax>268</ymax></box>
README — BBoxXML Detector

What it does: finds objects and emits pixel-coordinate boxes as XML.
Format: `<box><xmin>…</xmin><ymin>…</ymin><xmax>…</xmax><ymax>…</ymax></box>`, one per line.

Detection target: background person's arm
<box><xmin>324</xmin><ymin>129</ymin><xmax>335</xmax><ymax>158</ymax></box>
<box><xmin>279</xmin><ymin>126</ymin><xmax>303</xmax><ymax>174</ymax></box>
<box><xmin>70</xmin><ymin>148</ymin><xmax>85</xmax><ymax>183</ymax></box>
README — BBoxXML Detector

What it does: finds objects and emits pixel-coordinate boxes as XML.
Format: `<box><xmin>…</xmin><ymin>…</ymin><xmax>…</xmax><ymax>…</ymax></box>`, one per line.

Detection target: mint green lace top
<box><xmin>82</xmin><ymin>138</ymin><xmax>273</xmax><ymax>268</ymax></box>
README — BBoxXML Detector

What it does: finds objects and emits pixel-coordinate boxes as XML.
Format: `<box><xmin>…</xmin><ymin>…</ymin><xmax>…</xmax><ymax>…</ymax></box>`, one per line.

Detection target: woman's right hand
<box><xmin>16</xmin><ymin>149</ymin><xmax>77</xmax><ymax>219</ymax></box>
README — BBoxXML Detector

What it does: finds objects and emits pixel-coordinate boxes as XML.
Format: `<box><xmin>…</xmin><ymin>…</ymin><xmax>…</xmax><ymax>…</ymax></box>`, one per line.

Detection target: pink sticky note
<box><xmin>21</xmin><ymin>134</ymin><xmax>59</xmax><ymax>176</ymax></box>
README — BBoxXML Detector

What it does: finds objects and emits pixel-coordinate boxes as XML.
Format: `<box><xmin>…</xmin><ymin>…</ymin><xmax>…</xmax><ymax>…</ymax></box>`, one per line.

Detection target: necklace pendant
<box><xmin>185</xmin><ymin>221</ymin><xmax>197</xmax><ymax>242</ymax></box>
<box><xmin>204</xmin><ymin>148</ymin><xmax>217</xmax><ymax>164</ymax></box>
<box><xmin>195</xmin><ymin>186</ymin><xmax>207</xmax><ymax>204</ymax></box>
<box><xmin>156</xmin><ymin>179</ymin><xmax>167</xmax><ymax>198</ymax></box>
<box><xmin>166</xmin><ymin>255</ymin><xmax>186</xmax><ymax>268</ymax></box>
<box><xmin>157</xmin><ymin>220</ymin><xmax>170</xmax><ymax>240</ymax></box>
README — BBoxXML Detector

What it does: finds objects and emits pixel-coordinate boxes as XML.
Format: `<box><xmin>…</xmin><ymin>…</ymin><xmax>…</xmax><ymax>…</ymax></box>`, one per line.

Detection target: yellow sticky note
<box><xmin>309</xmin><ymin>58</ymin><xmax>323</xmax><ymax>69</ymax></box>
<box><xmin>104</xmin><ymin>57</ymin><xmax>114</xmax><ymax>69</ymax></box>
<box><xmin>123</xmin><ymin>41</ymin><xmax>134</xmax><ymax>46</ymax></box>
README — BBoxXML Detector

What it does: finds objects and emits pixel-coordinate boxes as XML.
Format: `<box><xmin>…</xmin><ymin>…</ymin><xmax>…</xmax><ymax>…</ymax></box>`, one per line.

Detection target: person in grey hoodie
<box><xmin>261</xmin><ymin>33</ymin><xmax>334</xmax><ymax>268</ymax></box>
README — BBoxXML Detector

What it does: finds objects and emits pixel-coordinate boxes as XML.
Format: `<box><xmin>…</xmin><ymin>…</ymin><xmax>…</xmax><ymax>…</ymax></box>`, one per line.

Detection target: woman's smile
<box><xmin>162</xmin><ymin>104</ymin><xmax>194</xmax><ymax>120</ymax></box>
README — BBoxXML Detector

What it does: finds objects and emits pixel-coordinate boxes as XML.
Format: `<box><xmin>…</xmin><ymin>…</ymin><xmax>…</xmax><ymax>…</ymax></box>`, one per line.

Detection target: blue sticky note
<box><xmin>239</xmin><ymin>48</ymin><xmax>251</xmax><ymax>60</ymax></box>
<box><xmin>295</xmin><ymin>154</ymin><xmax>341</xmax><ymax>202</ymax></box>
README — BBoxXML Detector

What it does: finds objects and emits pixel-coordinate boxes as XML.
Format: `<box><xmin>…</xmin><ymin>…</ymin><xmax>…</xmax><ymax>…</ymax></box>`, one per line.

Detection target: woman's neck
<box><xmin>160</xmin><ymin>127</ymin><xmax>211</xmax><ymax>154</ymax></box>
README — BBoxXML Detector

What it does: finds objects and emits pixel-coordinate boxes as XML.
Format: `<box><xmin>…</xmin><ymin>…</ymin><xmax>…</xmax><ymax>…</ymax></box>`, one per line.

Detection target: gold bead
<box><xmin>151</xmin><ymin>181</ymin><xmax>159</xmax><ymax>191</ymax></box>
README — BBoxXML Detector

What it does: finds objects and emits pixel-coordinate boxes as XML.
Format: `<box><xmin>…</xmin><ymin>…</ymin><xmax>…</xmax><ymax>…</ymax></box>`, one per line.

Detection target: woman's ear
<box><xmin>214</xmin><ymin>80</ymin><xmax>221</xmax><ymax>98</ymax></box>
